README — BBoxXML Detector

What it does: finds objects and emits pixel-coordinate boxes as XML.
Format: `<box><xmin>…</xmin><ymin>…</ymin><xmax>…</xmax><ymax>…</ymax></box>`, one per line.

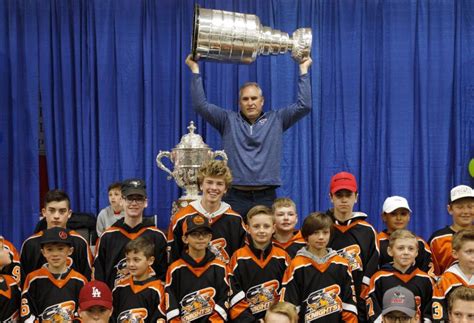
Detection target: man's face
<box><xmin>448</xmin><ymin>198</ymin><xmax>474</xmax><ymax>228</ymax></box>
<box><xmin>79</xmin><ymin>306</ymin><xmax>112</xmax><ymax>323</ymax></box>
<box><xmin>239</xmin><ymin>85</ymin><xmax>264</xmax><ymax>123</ymax></box>
<box><xmin>42</xmin><ymin>200</ymin><xmax>72</xmax><ymax>229</ymax></box>
<box><xmin>200</xmin><ymin>176</ymin><xmax>227</xmax><ymax>206</ymax></box>
<box><xmin>449</xmin><ymin>299</ymin><xmax>474</xmax><ymax>322</ymax></box>
<box><xmin>122</xmin><ymin>194</ymin><xmax>147</xmax><ymax>218</ymax></box>
<box><xmin>383</xmin><ymin>208</ymin><xmax>411</xmax><ymax>233</ymax></box>
<box><xmin>274</xmin><ymin>206</ymin><xmax>298</xmax><ymax>234</ymax></box>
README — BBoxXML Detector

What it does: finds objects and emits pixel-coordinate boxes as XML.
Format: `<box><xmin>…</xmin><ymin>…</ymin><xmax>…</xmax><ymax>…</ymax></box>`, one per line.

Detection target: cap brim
<box><xmin>186</xmin><ymin>227</ymin><xmax>212</xmax><ymax>235</ymax></box>
<box><xmin>384</xmin><ymin>206</ymin><xmax>412</xmax><ymax>213</ymax></box>
<box><xmin>381</xmin><ymin>306</ymin><xmax>416</xmax><ymax>317</ymax></box>
<box><xmin>80</xmin><ymin>300</ymin><xmax>113</xmax><ymax>311</ymax></box>
<box><xmin>123</xmin><ymin>189</ymin><xmax>147</xmax><ymax>197</ymax></box>
<box><xmin>331</xmin><ymin>185</ymin><xmax>357</xmax><ymax>194</ymax></box>
<box><xmin>40</xmin><ymin>240</ymin><xmax>72</xmax><ymax>246</ymax></box>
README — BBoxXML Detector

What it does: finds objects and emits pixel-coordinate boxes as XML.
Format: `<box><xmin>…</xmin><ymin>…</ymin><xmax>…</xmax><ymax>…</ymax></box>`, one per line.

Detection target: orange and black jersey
<box><xmin>280</xmin><ymin>248</ymin><xmax>358</xmax><ymax>323</ymax></box>
<box><xmin>428</xmin><ymin>226</ymin><xmax>456</xmax><ymax>276</ymax></box>
<box><xmin>272</xmin><ymin>230</ymin><xmax>306</xmax><ymax>258</ymax></box>
<box><xmin>0</xmin><ymin>274</ymin><xmax>21</xmax><ymax>322</ymax></box>
<box><xmin>229</xmin><ymin>239</ymin><xmax>290</xmax><ymax>321</ymax></box>
<box><xmin>364</xmin><ymin>264</ymin><xmax>433</xmax><ymax>323</ymax></box>
<box><xmin>430</xmin><ymin>263</ymin><xmax>474</xmax><ymax>322</ymax></box>
<box><xmin>21</xmin><ymin>267</ymin><xmax>87</xmax><ymax>322</ymax></box>
<box><xmin>165</xmin><ymin>249</ymin><xmax>230</xmax><ymax>323</ymax></box>
<box><xmin>326</xmin><ymin>210</ymin><xmax>379</xmax><ymax>322</ymax></box>
<box><xmin>93</xmin><ymin>218</ymin><xmax>168</xmax><ymax>289</ymax></box>
<box><xmin>113</xmin><ymin>275</ymin><xmax>166</xmax><ymax>322</ymax></box>
<box><xmin>377</xmin><ymin>230</ymin><xmax>433</xmax><ymax>274</ymax></box>
<box><xmin>168</xmin><ymin>201</ymin><xmax>246</xmax><ymax>264</ymax></box>
<box><xmin>20</xmin><ymin>229</ymin><xmax>92</xmax><ymax>282</ymax></box>
<box><xmin>1</xmin><ymin>238</ymin><xmax>23</xmax><ymax>285</ymax></box>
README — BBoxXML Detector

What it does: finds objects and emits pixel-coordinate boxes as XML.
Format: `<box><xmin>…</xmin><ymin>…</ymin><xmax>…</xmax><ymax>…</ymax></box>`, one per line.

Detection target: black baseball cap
<box><xmin>40</xmin><ymin>227</ymin><xmax>72</xmax><ymax>246</ymax></box>
<box><xmin>121</xmin><ymin>178</ymin><xmax>147</xmax><ymax>197</ymax></box>
<box><xmin>183</xmin><ymin>214</ymin><xmax>212</xmax><ymax>235</ymax></box>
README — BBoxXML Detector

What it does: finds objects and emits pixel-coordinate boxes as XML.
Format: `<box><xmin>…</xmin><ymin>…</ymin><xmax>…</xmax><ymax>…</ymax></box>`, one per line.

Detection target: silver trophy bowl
<box><xmin>192</xmin><ymin>5</ymin><xmax>312</xmax><ymax>64</ymax></box>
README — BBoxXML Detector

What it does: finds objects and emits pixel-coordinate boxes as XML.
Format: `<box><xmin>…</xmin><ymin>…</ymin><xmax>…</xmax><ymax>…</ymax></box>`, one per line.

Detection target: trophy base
<box><xmin>170</xmin><ymin>196</ymin><xmax>201</xmax><ymax>222</ymax></box>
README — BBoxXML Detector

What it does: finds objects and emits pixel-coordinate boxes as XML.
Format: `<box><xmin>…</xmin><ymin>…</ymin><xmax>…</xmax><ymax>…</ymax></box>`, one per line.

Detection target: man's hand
<box><xmin>185</xmin><ymin>54</ymin><xmax>200</xmax><ymax>74</ymax></box>
<box><xmin>299</xmin><ymin>56</ymin><xmax>312</xmax><ymax>75</ymax></box>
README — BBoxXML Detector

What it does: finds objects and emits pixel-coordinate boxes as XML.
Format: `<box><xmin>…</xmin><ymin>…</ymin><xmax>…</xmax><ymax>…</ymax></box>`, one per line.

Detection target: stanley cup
<box><xmin>192</xmin><ymin>5</ymin><xmax>312</xmax><ymax>64</ymax></box>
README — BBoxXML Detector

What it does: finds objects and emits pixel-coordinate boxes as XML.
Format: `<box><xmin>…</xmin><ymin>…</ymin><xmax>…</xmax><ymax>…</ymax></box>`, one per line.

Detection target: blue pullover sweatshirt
<box><xmin>191</xmin><ymin>73</ymin><xmax>311</xmax><ymax>186</ymax></box>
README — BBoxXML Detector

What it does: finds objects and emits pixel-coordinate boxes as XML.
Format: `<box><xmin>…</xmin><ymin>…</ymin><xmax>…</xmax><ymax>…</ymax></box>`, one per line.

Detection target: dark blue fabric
<box><xmin>1</xmin><ymin>0</ymin><xmax>473</xmax><ymax>249</ymax></box>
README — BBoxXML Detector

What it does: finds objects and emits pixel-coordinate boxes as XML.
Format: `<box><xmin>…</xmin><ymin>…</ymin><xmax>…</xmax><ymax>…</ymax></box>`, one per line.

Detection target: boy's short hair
<box><xmin>197</xmin><ymin>160</ymin><xmax>233</xmax><ymax>188</ymax></box>
<box><xmin>301</xmin><ymin>212</ymin><xmax>334</xmax><ymax>241</ymax></box>
<box><xmin>247</xmin><ymin>205</ymin><xmax>274</xmax><ymax>223</ymax></box>
<box><xmin>452</xmin><ymin>229</ymin><xmax>474</xmax><ymax>251</ymax></box>
<box><xmin>108</xmin><ymin>182</ymin><xmax>122</xmax><ymax>192</ymax></box>
<box><xmin>448</xmin><ymin>286</ymin><xmax>474</xmax><ymax>313</ymax></box>
<box><xmin>272</xmin><ymin>197</ymin><xmax>297</xmax><ymax>214</ymax></box>
<box><xmin>44</xmin><ymin>189</ymin><xmax>71</xmax><ymax>209</ymax></box>
<box><xmin>388</xmin><ymin>229</ymin><xmax>418</xmax><ymax>249</ymax></box>
<box><xmin>264</xmin><ymin>301</ymin><xmax>298</xmax><ymax>323</ymax></box>
<box><xmin>124</xmin><ymin>236</ymin><xmax>155</xmax><ymax>258</ymax></box>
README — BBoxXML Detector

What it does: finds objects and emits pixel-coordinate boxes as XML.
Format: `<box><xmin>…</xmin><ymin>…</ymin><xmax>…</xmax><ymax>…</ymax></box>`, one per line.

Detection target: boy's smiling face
<box><xmin>274</xmin><ymin>206</ymin><xmax>298</xmax><ymax>234</ymax></box>
<box><xmin>41</xmin><ymin>242</ymin><xmax>73</xmax><ymax>272</ymax></box>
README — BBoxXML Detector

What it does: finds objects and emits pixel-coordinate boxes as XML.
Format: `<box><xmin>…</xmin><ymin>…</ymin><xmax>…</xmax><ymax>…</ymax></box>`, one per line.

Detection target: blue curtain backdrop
<box><xmin>0</xmin><ymin>0</ymin><xmax>473</xmax><ymax>249</ymax></box>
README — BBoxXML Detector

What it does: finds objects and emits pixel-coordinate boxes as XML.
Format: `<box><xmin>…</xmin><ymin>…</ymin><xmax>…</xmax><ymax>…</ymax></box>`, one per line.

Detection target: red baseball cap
<box><xmin>330</xmin><ymin>172</ymin><xmax>358</xmax><ymax>194</ymax></box>
<box><xmin>79</xmin><ymin>280</ymin><xmax>113</xmax><ymax>310</ymax></box>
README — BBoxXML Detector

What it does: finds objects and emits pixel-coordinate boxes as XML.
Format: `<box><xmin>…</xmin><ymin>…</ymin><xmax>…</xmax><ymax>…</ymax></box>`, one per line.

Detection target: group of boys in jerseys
<box><xmin>0</xmin><ymin>159</ymin><xmax>473</xmax><ymax>322</ymax></box>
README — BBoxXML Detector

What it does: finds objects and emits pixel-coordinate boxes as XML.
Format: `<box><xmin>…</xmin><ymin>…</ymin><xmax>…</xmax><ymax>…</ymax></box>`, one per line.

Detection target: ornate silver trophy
<box><xmin>192</xmin><ymin>5</ymin><xmax>312</xmax><ymax>64</ymax></box>
<box><xmin>156</xmin><ymin>121</ymin><xmax>227</xmax><ymax>212</ymax></box>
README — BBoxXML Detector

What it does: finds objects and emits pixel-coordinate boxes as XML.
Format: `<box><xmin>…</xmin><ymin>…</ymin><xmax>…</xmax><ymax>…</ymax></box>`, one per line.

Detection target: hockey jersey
<box><xmin>1</xmin><ymin>238</ymin><xmax>22</xmax><ymax>285</ymax></box>
<box><xmin>168</xmin><ymin>200</ymin><xmax>246</xmax><ymax>264</ymax></box>
<box><xmin>165</xmin><ymin>250</ymin><xmax>229</xmax><ymax>322</ymax></box>
<box><xmin>113</xmin><ymin>275</ymin><xmax>166</xmax><ymax>322</ymax></box>
<box><xmin>364</xmin><ymin>264</ymin><xmax>433</xmax><ymax>323</ymax></box>
<box><xmin>430</xmin><ymin>263</ymin><xmax>474</xmax><ymax>322</ymax></box>
<box><xmin>428</xmin><ymin>226</ymin><xmax>456</xmax><ymax>276</ymax></box>
<box><xmin>21</xmin><ymin>267</ymin><xmax>87</xmax><ymax>322</ymax></box>
<box><xmin>377</xmin><ymin>230</ymin><xmax>433</xmax><ymax>274</ymax></box>
<box><xmin>272</xmin><ymin>230</ymin><xmax>306</xmax><ymax>258</ymax></box>
<box><xmin>229</xmin><ymin>239</ymin><xmax>291</xmax><ymax>321</ymax></box>
<box><xmin>0</xmin><ymin>274</ymin><xmax>21</xmax><ymax>322</ymax></box>
<box><xmin>326</xmin><ymin>210</ymin><xmax>379</xmax><ymax>322</ymax></box>
<box><xmin>20</xmin><ymin>229</ymin><xmax>92</xmax><ymax>282</ymax></box>
<box><xmin>94</xmin><ymin>219</ymin><xmax>168</xmax><ymax>289</ymax></box>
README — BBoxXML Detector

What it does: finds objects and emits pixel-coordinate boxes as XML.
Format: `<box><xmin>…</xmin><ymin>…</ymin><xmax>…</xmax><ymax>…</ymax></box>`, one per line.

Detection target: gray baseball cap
<box><xmin>382</xmin><ymin>286</ymin><xmax>416</xmax><ymax>317</ymax></box>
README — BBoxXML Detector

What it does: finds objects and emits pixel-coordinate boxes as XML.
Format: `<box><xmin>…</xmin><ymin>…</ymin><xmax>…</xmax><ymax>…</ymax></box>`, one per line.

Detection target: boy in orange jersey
<box><xmin>365</xmin><ymin>229</ymin><xmax>433</xmax><ymax>322</ymax></box>
<box><xmin>113</xmin><ymin>236</ymin><xmax>166</xmax><ymax>322</ymax></box>
<box><xmin>271</xmin><ymin>198</ymin><xmax>306</xmax><ymax>258</ymax></box>
<box><xmin>166</xmin><ymin>214</ymin><xmax>230</xmax><ymax>322</ymax></box>
<box><xmin>281</xmin><ymin>212</ymin><xmax>358</xmax><ymax>322</ymax></box>
<box><xmin>168</xmin><ymin>160</ymin><xmax>246</xmax><ymax>264</ymax></box>
<box><xmin>431</xmin><ymin>229</ymin><xmax>474</xmax><ymax>322</ymax></box>
<box><xmin>21</xmin><ymin>227</ymin><xmax>87</xmax><ymax>322</ymax></box>
<box><xmin>229</xmin><ymin>205</ymin><xmax>291</xmax><ymax>321</ymax></box>
<box><xmin>377</xmin><ymin>196</ymin><xmax>433</xmax><ymax>273</ymax></box>
<box><xmin>0</xmin><ymin>238</ymin><xmax>21</xmax><ymax>321</ymax></box>
<box><xmin>429</xmin><ymin>185</ymin><xmax>474</xmax><ymax>276</ymax></box>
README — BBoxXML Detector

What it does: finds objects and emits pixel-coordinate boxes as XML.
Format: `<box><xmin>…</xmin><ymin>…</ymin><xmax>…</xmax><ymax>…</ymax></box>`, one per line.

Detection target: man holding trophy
<box><xmin>185</xmin><ymin>55</ymin><xmax>312</xmax><ymax>219</ymax></box>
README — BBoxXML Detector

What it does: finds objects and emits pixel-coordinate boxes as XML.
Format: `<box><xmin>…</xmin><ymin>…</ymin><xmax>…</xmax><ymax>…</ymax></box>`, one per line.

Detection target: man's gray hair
<box><xmin>239</xmin><ymin>82</ymin><xmax>263</xmax><ymax>98</ymax></box>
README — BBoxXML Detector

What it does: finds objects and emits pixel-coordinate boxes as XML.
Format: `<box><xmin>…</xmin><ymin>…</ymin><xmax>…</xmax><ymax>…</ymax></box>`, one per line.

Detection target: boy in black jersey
<box><xmin>229</xmin><ymin>205</ymin><xmax>290</xmax><ymax>321</ymax></box>
<box><xmin>21</xmin><ymin>227</ymin><xmax>87</xmax><ymax>322</ymax></box>
<box><xmin>0</xmin><ymin>238</ymin><xmax>21</xmax><ymax>321</ymax></box>
<box><xmin>113</xmin><ymin>236</ymin><xmax>166</xmax><ymax>322</ymax></box>
<box><xmin>166</xmin><ymin>214</ymin><xmax>230</xmax><ymax>322</ymax></box>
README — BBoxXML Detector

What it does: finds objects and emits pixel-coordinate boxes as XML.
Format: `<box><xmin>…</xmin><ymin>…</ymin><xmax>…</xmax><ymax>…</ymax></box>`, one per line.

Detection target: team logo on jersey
<box><xmin>114</xmin><ymin>257</ymin><xmax>130</xmax><ymax>286</ymax></box>
<box><xmin>304</xmin><ymin>285</ymin><xmax>342</xmax><ymax>321</ymax></box>
<box><xmin>246</xmin><ymin>280</ymin><xmax>279</xmax><ymax>314</ymax></box>
<box><xmin>180</xmin><ymin>287</ymin><xmax>216</xmax><ymax>321</ymax></box>
<box><xmin>336</xmin><ymin>245</ymin><xmax>362</xmax><ymax>271</ymax></box>
<box><xmin>40</xmin><ymin>300</ymin><xmax>76</xmax><ymax>322</ymax></box>
<box><xmin>117</xmin><ymin>308</ymin><xmax>148</xmax><ymax>323</ymax></box>
<box><xmin>208</xmin><ymin>238</ymin><xmax>230</xmax><ymax>263</ymax></box>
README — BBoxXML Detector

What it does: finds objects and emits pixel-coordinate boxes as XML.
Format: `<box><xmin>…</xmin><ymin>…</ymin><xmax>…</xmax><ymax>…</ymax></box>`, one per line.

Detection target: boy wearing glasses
<box><xmin>381</xmin><ymin>286</ymin><xmax>420</xmax><ymax>323</ymax></box>
<box><xmin>94</xmin><ymin>178</ymin><xmax>168</xmax><ymax>288</ymax></box>
<box><xmin>20</xmin><ymin>189</ymin><xmax>93</xmax><ymax>280</ymax></box>
<box><xmin>166</xmin><ymin>214</ymin><xmax>230</xmax><ymax>322</ymax></box>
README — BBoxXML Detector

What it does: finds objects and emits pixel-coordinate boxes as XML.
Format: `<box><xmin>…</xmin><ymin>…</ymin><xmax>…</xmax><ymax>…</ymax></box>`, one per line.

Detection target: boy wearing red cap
<box><xmin>326</xmin><ymin>171</ymin><xmax>379</xmax><ymax>322</ymax></box>
<box><xmin>166</xmin><ymin>214</ymin><xmax>230</xmax><ymax>322</ymax></box>
<box><xmin>21</xmin><ymin>227</ymin><xmax>87</xmax><ymax>322</ymax></box>
<box><xmin>78</xmin><ymin>280</ymin><xmax>113</xmax><ymax>323</ymax></box>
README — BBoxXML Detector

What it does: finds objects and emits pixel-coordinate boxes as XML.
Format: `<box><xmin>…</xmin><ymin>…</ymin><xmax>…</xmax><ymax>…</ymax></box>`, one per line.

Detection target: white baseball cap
<box><xmin>383</xmin><ymin>196</ymin><xmax>412</xmax><ymax>213</ymax></box>
<box><xmin>450</xmin><ymin>185</ymin><xmax>474</xmax><ymax>203</ymax></box>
